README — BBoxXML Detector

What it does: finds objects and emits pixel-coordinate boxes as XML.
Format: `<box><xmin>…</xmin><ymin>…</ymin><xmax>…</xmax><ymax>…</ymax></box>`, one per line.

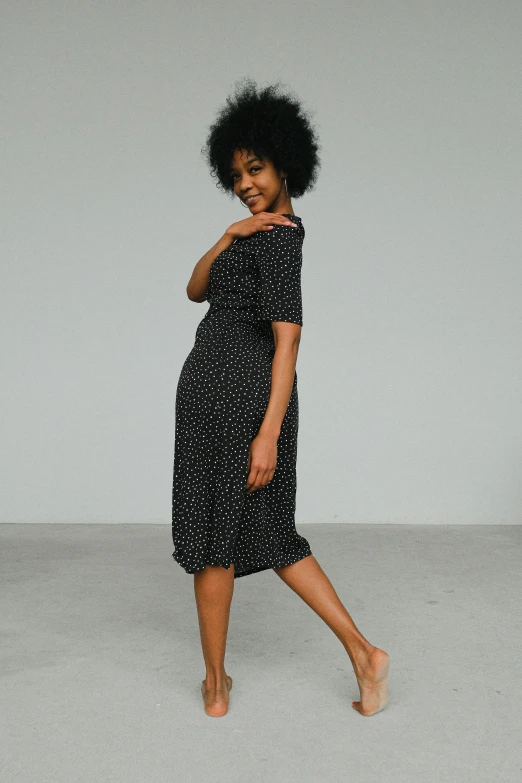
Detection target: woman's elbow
<box><xmin>186</xmin><ymin>285</ymin><xmax>208</xmax><ymax>303</ymax></box>
<box><xmin>272</xmin><ymin>322</ymin><xmax>301</xmax><ymax>349</ymax></box>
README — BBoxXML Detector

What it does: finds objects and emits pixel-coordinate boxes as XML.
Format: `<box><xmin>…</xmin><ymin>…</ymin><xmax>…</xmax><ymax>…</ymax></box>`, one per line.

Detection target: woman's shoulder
<box><xmin>252</xmin><ymin>215</ymin><xmax>305</xmax><ymax>248</ymax></box>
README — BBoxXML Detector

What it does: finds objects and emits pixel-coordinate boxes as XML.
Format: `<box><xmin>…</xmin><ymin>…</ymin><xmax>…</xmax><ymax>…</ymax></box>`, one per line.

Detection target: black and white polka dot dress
<box><xmin>171</xmin><ymin>214</ymin><xmax>312</xmax><ymax>578</ymax></box>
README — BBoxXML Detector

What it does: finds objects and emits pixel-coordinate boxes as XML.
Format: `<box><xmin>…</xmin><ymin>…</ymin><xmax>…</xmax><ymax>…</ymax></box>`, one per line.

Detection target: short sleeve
<box><xmin>255</xmin><ymin>224</ymin><xmax>304</xmax><ymax>326</ymax></box>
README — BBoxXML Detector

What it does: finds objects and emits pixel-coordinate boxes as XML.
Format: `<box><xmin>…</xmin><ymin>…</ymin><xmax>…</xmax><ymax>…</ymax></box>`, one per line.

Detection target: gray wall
<box><xmin>1</xmin><ymin>1</ymin><xmax>520</xmax><ymax>524</ymax></box>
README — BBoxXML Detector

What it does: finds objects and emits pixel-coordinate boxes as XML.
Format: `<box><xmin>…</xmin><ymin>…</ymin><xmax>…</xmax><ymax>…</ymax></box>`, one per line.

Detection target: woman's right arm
<box><xmin>186</xmin><ymin>213</ymin><xmax>298</xmax><ymax>302</ymax></box>
<box><xmin>186</xmin><ymin>232</ymin><xmax>236</xmax><ymax>302</ymax></box>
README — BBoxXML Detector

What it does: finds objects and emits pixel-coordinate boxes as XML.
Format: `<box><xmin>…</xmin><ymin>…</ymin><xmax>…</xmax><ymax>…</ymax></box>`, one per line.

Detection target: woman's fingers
<box><xmin>264</xmin><ymin>212</ymin><xmax>298</xmax><ymax>227</ymax></box>
<box><xmin>231</xmin><ymin>212</ymin><xmax>297</xmax><ymax>239</ymax></box>
<box><xmin>245</xmin><ymin>466</ymin><xmax>276</xmax><ymax>493</ymax></box>
<box><xmin>245</xmin><ymin>435</ymin><xmax>277</xmax><ymax>492</ymax></box>
<box><xmin>255</xmin><ymin>212</ymin><xmax>297</xmax><ymax>232</ymax></box>
<box><xmin>245</xmin><ymin>467</ymin><xmax>263</xmax><ymax>492</ymax></box>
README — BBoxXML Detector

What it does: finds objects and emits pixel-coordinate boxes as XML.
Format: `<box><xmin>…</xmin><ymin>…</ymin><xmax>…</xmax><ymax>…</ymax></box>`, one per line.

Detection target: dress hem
<box><xmin>171</xmin><ymin>548</ymin><xmax>313</xmax><ymax>579</ymax></box>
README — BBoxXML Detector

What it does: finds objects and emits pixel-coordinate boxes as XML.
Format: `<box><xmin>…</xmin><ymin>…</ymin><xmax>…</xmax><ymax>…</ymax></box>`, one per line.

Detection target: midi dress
<box><xmin>171</xmin><ymin>213</ymin><xmax>312</xmax><ymax>578</ymax></box>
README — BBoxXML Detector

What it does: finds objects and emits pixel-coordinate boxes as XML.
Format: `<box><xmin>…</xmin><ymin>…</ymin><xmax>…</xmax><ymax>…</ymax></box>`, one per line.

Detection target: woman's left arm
<box><xmin>246</xmin><ymin>223</ymin><xmax>304</xmax><ymax>493</ymax></box>
<box><xmin>258</xmin><ymin>322</ymin><xmax>301</xmax><ymax>440</ymax></box>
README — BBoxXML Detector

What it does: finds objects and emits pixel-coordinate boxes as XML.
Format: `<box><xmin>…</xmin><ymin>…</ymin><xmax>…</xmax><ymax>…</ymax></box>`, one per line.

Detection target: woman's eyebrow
<box><xmin>230</xmin><ymin>157</ymin><xmax>262</xmax><ymax>174</ymax></box>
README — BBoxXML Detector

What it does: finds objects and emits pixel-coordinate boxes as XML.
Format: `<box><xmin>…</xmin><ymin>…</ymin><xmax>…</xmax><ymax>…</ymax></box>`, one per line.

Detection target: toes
<box><xmin>352</xmin><ymin>700</ymin><xmax>371</xmax><ymax>715</ymax></box>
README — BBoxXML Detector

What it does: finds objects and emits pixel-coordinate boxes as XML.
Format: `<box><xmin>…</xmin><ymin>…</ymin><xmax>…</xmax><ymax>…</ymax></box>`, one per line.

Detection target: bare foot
<box><xmin>351</xmin><ymin>647</ymin><xmax>390</xmax><ymax>716</ymax></box>
<box><xmin>201</xmin><ymin>675</ymin><xmax>233</xmax><ymax>717</ymax></box>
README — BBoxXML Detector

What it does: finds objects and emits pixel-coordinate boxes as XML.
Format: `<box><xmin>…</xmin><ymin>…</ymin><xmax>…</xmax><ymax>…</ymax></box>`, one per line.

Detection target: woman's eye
<box><xmin>231</xmin><ymin>167</ymin><xmax>260</xmax><ymax>182</ymax></box>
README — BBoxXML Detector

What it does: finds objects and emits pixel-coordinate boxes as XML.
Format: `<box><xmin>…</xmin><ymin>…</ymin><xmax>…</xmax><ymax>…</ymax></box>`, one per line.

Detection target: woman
<box><xmin>172</xmin><ymin>79</ymin><xmax>389</xmax><ymax>718</ymax></box>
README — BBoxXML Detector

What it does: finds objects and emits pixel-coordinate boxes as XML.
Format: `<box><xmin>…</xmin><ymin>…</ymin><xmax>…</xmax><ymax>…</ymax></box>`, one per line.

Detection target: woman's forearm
<box><xmin>186</xmin><ymin>232</ymin><xmax>235</xmax><ymax>302</ymax></box>
<box><xmin>258</xmin><ymin>335</ymin><xmax>300</xmax><ymax>440</ymax></box>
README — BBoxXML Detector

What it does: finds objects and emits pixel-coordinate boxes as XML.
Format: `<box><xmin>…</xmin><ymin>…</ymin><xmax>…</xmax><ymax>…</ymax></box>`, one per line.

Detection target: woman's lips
<box><xmin>244</xmin><ymin>194</ymin><xmax>261</xmax><ymax>205</ymax></box>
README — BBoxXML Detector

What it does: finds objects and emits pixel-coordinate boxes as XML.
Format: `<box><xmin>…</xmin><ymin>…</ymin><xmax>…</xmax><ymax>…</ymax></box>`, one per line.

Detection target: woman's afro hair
<box><xmin>201</xmin><ymin>77</ymin><xmax>321</xmax><ymax>200</ymax></box>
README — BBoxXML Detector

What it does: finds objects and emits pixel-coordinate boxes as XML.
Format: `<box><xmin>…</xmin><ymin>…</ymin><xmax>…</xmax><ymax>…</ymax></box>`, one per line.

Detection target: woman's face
<box><xmin>229</xmin><ymin>148</ymin><xmax>289</xmax><ymax>214</ymax></box>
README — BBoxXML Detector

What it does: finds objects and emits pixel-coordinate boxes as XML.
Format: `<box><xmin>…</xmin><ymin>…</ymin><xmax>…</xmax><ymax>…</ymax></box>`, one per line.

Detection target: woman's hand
<box><xmin>226</xmin><ymin>212</ymin><xmax>298</xmax><ymax>241</ymax></box>
<box><xmin>245</xmin><ymin>431</ymin><xmax>278</xmax><ymax>493</ymax></box>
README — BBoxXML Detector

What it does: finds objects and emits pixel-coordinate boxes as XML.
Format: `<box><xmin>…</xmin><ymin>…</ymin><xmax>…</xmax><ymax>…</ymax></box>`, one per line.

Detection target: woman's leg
<box><xmin>273</xmin><ymin>554</ymin><xmax>390</xmax><ymax>716</ymax></box>
<box><xmin>193</xmin><ymin>563</ymin><xmax>235</xmax><ymax>717</ymax></box>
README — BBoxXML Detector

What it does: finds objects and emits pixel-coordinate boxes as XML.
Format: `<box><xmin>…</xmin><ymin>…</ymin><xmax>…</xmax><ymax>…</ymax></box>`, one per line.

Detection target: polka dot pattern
<box><xmin>171</xmin><ymin>214</ymin><xmax>312</xmax><ymax>578</ymax></box>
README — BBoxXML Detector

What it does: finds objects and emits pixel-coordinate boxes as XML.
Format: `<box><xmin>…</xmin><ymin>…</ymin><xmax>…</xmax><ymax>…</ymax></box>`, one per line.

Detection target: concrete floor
<box><xmin>1</xmin><ymin>523</ymin><xmax>521</xmax><ymax>783</ymax></box>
